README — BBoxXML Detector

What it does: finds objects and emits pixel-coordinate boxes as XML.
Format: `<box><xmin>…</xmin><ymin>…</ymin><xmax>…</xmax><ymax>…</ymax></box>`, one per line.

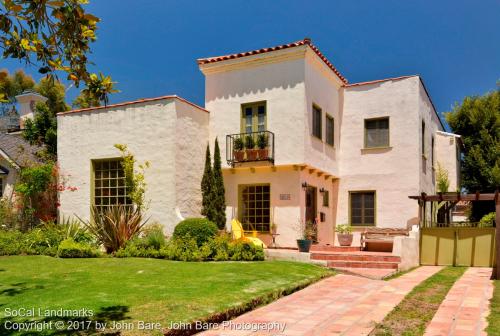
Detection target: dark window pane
<box><xmin>365</xmin><ymin>118</ymin><xmax>389</xmax><ymax>148</ymax></box>
<box><xmin>326</xmin><ymin>116</ymin><xmax>334</xmax><ymax>146</ymax></box>
<box><xmin>350</xmin><ymin>192</ymin><xmax>376</xmax><ymax>226</ymax></box>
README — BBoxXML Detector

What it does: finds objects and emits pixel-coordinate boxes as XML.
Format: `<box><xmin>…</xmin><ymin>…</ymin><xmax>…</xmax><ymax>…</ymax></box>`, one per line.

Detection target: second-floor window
<box><xmin>312</xmin><ymin>105</ymin><xmax>322</xmax><ymax>139</ymax></box>
<box><xmin>421</xmin><ymin>120</ymin><xmax>426</xmax><ymax>156</ymax></box>
<box><xmin>326</xmin><ymin>115</ymin><xmax>334</xmax><ymax>146</ymax></box>
<box><xmin>241</xmin><ymin>102</ymin><xmax>266</xmax><ymax>133</ymax></box>
<box><xmin>365</xmin><ymin>117</ymin><xmax>389</xmax><ymax>148</ymax></box>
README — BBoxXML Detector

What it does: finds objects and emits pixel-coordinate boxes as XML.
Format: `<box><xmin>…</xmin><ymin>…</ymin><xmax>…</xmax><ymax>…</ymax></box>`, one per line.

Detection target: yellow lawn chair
<box><xmin>231</xmin><ymin>219</ymin><xmax>267</xmax><ymax>248</ymax></box>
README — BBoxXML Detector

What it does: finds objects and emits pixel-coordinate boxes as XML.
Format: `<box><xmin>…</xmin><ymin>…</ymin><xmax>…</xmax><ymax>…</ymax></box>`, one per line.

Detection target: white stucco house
<box><xmin>57</xmin><ymin>38</ymin><xmax>461</xmax><ymax>248</ymax></box>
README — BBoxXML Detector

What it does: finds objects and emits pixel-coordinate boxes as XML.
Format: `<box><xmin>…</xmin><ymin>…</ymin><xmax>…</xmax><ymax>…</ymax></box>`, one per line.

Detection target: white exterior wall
<box><xmin>203</xmin><ymin>47</ymin><xmax>308</xmax><ymax>168</ymax></box>
<box><xmin>418</xmin><ymin>81</ymin><xmax>444</xmax><ymax>194</ymax></box>
<box><xmin>435</xmin><ymin>131</ymin><xmax>461</xmax><ymax>192</ymax></box>
<box><xmin>57</xmin><ymin>98</ymin><xmax>209</xmax><ymax>234</ymax></box>
<box><xmin>338</xmin><ymin>77</ymin><xmax>423</xmax><ymax>230</ymax></box>
<box><xmin>303</xmin><ymin>49</ymin><xmax>342</xmax><ymax>175</ymax></box>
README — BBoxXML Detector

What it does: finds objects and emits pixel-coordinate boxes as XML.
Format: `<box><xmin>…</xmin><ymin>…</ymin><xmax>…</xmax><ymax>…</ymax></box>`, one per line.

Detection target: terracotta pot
<box><xmin>297</xmin><ymin>239</ymin><xmax>312</xmax><ymax>252</ymax></box>
<box><xmin>257</xmin><ymin>148</ymin><xmax>269</xmax><ymax>160</ymax></box>
<box><xmin>234</xmin><ymin>150</ymin><xmax>245</xmax><ymax>162</ymax></box>
<box><xmin>337</xmin><ymin>234</ymin><xmax>353</xmax><ymax>246</ymax></box>
<box><xmin>246</xmin><ymin>149</ymin><xmax>258</xmax><ymax>161</ymax></box>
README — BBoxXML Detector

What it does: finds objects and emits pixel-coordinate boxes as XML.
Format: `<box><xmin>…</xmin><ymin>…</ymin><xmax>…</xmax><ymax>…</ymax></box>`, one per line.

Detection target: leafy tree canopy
<box><xmin>0</xmin><ymin>0</ymin><xmax>117</xmax><ymax>105</ymax></box>
<box><xmin>445</xmin><ymin>87</ymin><xmax>500</xmax><ymax>192</ymax></box>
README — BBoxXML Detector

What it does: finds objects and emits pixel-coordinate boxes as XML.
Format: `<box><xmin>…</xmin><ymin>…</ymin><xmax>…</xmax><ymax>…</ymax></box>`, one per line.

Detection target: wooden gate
<box><xmin>420</xmin><ymin>227</ymin><xmax>496</xmax><ymax>267</ymax></box>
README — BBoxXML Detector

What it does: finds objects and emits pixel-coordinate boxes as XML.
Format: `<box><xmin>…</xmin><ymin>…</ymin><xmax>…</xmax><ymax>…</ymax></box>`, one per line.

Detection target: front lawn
<box><xmin>0</xmin><ymin>256</ymin><xmax>330</xmax><ymax>335</ymax></box>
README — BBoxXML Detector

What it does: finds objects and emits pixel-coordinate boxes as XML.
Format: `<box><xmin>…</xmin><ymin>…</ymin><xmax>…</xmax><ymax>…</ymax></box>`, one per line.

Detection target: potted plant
<box><xmin>245</xmin><ymin>135</ymin><xmax>258</xmax><ymax>161</ymax></box>
<box><xmin>335</xmin><ymin>224</ymin><xmax>353</xmax><ymax>246</ymax></box>
<box><xmin>296</xmin><ymin>220</ymin><xmax>314</xmax><ymax>252</ymax></box>
<box><xmin>257</xmin><ymin>133</ymin><xmax>269</xmax><ymax>159</ymax></box>
<box><xmin>233</xmin><ymin>137</ymin><xmax>245</xmax><ymax>161</ymax></box>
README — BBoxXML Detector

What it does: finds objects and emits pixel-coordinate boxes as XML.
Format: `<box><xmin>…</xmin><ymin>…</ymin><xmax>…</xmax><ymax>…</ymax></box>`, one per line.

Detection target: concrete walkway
<box><xmin>200</xmin><ymin>266</ymin><xmax>442</xmax><ymax>336</ymax></box>
<box><xmin>424</xmin><ymin>267</ymin><xmax>494</xmax><ymax>336</ymax></box>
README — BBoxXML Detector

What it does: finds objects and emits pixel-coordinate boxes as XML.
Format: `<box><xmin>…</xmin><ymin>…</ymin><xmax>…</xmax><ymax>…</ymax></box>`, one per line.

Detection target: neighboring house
<box><xmin>57</xmin><ymin>38</ymin><xmax>461</xmax><ymax>247</ymax></box>
<box><xmin>0</xmin><ymin>91</ymin><xmax>46</xmax><ymax>200</ymax></box>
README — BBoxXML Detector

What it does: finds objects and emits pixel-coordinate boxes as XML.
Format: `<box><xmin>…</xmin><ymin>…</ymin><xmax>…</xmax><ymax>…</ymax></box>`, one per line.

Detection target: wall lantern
<box><xmin>301</xmin><ymin>182</ymin><xmax>308</xmax><ymax>190</ymax></box>
<box><xmin>319</xmin><ymin>187</ymin><xmax>326</xmax><ymax>193</ymax></box>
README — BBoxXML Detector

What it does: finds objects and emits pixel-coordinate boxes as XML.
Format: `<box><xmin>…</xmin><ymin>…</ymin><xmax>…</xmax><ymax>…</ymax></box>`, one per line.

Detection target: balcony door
<box><xmin>241</xmin><ymin>102</ymin><xmax>266</xmax><ymax>134</ymax></box>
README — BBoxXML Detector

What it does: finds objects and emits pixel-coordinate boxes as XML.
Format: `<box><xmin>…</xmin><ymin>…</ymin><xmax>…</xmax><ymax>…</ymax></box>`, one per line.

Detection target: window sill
<box><xmin>361</xmin><ymin>146</ymin><xmax>392</xmax><ymax>154</ymax></box>
<box><xmin>311</xmin><ymin>135</ymin><xmax>323</xmax><ymax>142</ymax></box>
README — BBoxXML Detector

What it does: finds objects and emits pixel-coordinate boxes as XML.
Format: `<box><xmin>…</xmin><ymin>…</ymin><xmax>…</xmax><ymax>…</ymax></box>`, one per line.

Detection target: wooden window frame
<box><xmin>349</xmin><ymin>191</ymin><xmax>376</xmax><ymax>227</ymax></box>
<box><xmin>326</xmin><ymin>114</ymin><xmax>334</xmax><ymax>147</ymax></box>
<box><xmin>312</xmin><ymin>104</ymin><xmax>322</xmax><ymax>140</ymax></box>
<box><xmin>364</xmin><ymin>117</ymin><xmax>390</xmax><ymax>149</ymax></box>
<box><xmin>422</xmin><ymin>120</ymin><xmax>426</xmax><ymax>156</ymax></box>
<box><xmin>323</xmin><ymin>190</ymin><xmax>329</xmax><ymax>207</ymax></box>
<box><xmin>91</xmin><ymin>158</ymin><xmax>131</xmax><ymax>212</ymax></box>
<box><xmin>240</xmin><ymin>101</ymin><xmax>267</xmax><ymax>134</ymax></box>
<box><xmin>238</xmin><ymin>183</ymin><xmax>271</xmax><ymax>233</ymax></box>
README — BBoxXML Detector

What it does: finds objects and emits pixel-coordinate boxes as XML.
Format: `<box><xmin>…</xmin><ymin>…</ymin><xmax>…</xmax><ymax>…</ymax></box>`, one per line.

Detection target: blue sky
<box><xmin>2</xmin><ymin>0</ymin><xmax>499</xmax><ymax>123</ymax></box>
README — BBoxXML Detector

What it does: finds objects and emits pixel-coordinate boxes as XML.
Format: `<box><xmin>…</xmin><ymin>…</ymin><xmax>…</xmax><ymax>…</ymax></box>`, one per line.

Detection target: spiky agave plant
<box><xmin>78</xmin><ymin>205</ymin><xmax>149</xmax><ymax>253</ymax></box>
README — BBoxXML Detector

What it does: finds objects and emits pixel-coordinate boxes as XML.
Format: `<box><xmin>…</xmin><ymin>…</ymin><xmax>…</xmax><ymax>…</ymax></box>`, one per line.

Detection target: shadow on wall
<box><xmin>205</xmin><ymin>59</ymin><xmax>304</xmax><ymax>103</ymax></box>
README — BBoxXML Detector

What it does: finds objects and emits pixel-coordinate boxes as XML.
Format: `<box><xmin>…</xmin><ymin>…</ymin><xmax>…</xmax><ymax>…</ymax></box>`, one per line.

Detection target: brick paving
<box><xmin>199</xmin><ymin>266</ymin><xmax>442</xmax><ymax>336</ymax></box>
<box><xmin>424</xmin><ymin>267</ymin><xmax>494</xmax><ymax>336</ymax></box>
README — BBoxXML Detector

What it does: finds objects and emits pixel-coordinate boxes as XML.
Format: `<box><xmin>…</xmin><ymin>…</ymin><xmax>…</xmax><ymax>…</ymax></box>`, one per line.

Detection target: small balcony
<box><xmin>226</xmin><ymin>131</ymin><xmax>275</xmax><ymax>167</ymax></box>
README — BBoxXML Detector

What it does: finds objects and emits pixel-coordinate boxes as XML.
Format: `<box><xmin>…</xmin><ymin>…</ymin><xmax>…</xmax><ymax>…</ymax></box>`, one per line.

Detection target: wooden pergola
<box><xmin>409</xmin><ymin>191</ymin><xmax>500</xmax><ymax>278</ymax></box>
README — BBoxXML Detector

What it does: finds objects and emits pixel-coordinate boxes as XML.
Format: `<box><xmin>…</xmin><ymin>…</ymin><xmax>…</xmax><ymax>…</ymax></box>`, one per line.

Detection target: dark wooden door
<box><xmin>305</xmin><ymin>186</ymin><xmax>317</xmax><ymax>224</ymax></box>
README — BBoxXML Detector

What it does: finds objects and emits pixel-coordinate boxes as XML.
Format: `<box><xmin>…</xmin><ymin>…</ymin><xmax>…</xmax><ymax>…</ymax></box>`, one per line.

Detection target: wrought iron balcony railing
<box><xmin>226</xmin><ymin>131</ymin><xmax>275</xmax><ymax>166</ymax></box>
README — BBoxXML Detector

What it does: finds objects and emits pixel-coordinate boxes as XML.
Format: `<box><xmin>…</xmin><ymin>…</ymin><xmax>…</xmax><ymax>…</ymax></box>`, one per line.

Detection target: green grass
<box><xmin>383</xmin><ymin>267</ymin><xmax>419</xmax><ymax>281</ymax></box>
<box><xmin>371</xmin><ymin>266</ymin><xmax>467</xmax><ymax>336</ymax></box>
<box><xmin>0</xmin><ymin>256</ymin><xmax>331</xmax><ymax>335</ymax></box>
<box><xmin>487</xmin><ymin>280</ymin><xmax>500</xmax><ymax>335</ymax></box>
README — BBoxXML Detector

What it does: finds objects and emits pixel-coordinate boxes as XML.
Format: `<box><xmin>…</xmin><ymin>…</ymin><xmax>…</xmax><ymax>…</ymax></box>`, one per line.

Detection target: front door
<box><xmin>305</xmin><ymin>186</ymin><xmax>317</xmax><ymax>224</ymax></box>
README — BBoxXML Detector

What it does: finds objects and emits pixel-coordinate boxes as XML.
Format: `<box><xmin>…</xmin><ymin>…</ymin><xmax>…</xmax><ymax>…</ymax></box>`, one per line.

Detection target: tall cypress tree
<box><xmin>212</xmin><ymin>138</ymin><xmax>226</xmax><ymax>230</ymax></box>
<box><xmin>201</xmin><ymin>144</ymin><xmax>213</xmax><ymax>219</ymax></box>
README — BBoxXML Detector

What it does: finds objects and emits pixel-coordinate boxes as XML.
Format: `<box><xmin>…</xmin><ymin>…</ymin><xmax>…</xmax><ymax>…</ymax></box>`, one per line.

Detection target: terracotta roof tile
<box><xmin>197</xmin><ymin>38</ymin><xmax>348</xmax><ymax>84</ymax></box>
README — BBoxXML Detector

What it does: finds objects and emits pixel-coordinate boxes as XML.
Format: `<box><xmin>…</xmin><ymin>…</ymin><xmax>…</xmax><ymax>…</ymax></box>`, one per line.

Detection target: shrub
<box><xmin>23</xmin><ymin>226</ymin><xmax>64</xmax><ymax>256</ymax></box>
<box><xmin>0</xmin><ymin>230</ymin><xmax>26</xmax><ymax>255</ymax></box>
<box><xmin>173</xmin><ymin>218</ymin><xmax>218</xmax><ymax>247</ymax></box>
<box><xmin>78</xmin><ymin>205</ymin><xmax>149</xmax><ymax>253</ymax></box>
<box><xmin>229</xmin><ymin>240</ymin><xmax>265</xmax><ymax>261</ymax></box>
<box><xmin>142</xmin><ymin>224</ymin><xmax>166</xmax><ymax>250</ymax></box>
<box><xmin>0</xmin><ymin>199</ymin><xmax>21</xmax><ymax>230</ymax></box>
<box><xmin>166</xmin><ymin>237</ymin><xmax>203</xmax><ymax>261</ymax></box>
<box><xmin>335</xmin><ymin>224</ymin><xmax>352</xmax><ymax>234</ymax></box>
<box><xmin>57</xmin><ymin>238</ymin><xmax>99</xmax><ymax>258</ymax></box>
<box><xmin>479</xmin><ymin>212</ymin><xmax>496</xmax><ymax>227</ymax></box>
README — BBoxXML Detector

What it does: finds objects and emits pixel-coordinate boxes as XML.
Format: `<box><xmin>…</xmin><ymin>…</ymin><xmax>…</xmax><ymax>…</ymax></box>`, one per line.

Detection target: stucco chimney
<box><xmin>15</xmin><ymin>90</ymin><xmax>48</xmax><ymax>129</ymax></box>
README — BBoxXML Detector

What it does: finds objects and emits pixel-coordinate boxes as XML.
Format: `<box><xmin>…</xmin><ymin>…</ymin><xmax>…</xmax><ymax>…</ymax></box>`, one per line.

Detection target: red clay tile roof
<box><xmin>57</xmin><ymin>95</ymin><xmax>209</xmax><ymax>116</ymax></box>
<box><xmin>197</xmin><ymin>38</ymin><xmax>348</xmax><ymax>84</ymax></box>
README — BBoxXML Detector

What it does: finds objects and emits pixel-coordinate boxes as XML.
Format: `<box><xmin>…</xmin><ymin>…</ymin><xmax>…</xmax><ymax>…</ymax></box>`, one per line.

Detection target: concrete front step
<box><xmin>311</xmin><ymin>252</ymin><xmax>401</xmax><ymax>263</ymax></box>
<box><xmin>327</xmin><ymin>260</ymin><xmax>399</xmax><ymax>269</ymax></box>
<box><xmin>310</xmin><ymin>245</ymin><xmax>361</xmax><ymax>252</ymax></box>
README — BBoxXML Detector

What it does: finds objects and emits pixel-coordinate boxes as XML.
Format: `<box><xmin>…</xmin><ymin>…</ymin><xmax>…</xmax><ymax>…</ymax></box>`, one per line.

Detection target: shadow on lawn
<box><xmin>0</xmin><ymin>283</ymin><xmax>44</xmax><ymax>297</ymax></box>
<box><xmin>0</xmin><ymin>305</ymin><xmax>130</xmax><ymax>335</ymax></box>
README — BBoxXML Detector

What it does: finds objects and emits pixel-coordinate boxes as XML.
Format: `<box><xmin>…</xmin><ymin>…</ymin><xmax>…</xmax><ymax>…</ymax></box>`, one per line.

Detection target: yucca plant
<box><xmin>78</xmin><ymin>205</ymin><xmax>149</xmax><ymax>253</ymax></box>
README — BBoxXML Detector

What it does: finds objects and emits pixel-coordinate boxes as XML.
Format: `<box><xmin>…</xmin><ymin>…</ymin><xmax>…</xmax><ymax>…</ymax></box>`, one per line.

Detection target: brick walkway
<box><xmin>424</xmin><ymin>267</ymin><xmax>494</xmax><ymax>336</ymax></box>
<box><xmin>199</xmin><ymin>266</ymin><xmax>442</xmax><ymax>336</ymax></box>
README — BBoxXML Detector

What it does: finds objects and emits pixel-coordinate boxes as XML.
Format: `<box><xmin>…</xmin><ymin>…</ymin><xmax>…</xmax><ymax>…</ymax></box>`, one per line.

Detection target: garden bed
<box><xmin>0</xmin><ymin>256</ymin><xmax>332</xmax><ymax>335</ymax></box>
